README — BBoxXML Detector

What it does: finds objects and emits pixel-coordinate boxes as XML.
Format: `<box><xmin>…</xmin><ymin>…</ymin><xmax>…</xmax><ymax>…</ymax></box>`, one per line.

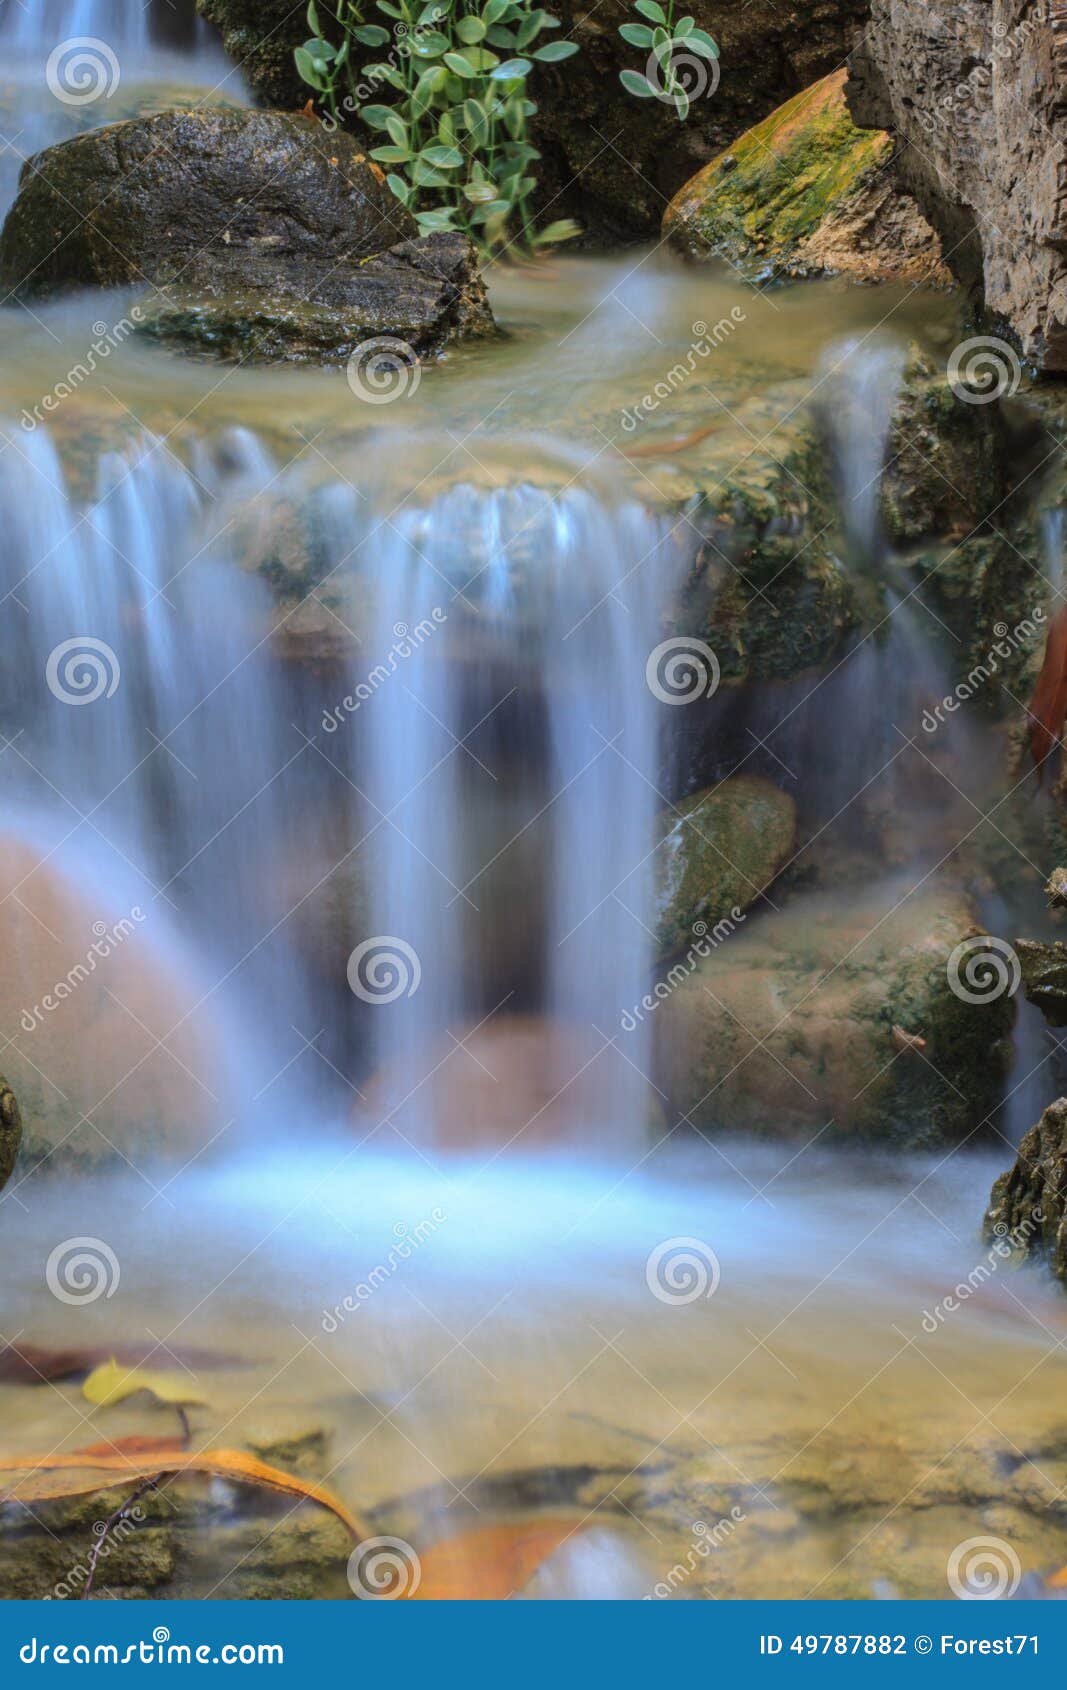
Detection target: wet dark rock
<box><xmin>0</xmin><ymin>1076</ymin><xmax>21</xmax><ymax>1193</ymax></box>
<box><xmin>985</xmin><ymin>1097</ymin><xmax>1067</xmax><ymax>1280</ymax></box>
<box><xmin>0</xmin><ymin>108</ymin><xmax>413</xmax><ymax>300</ymax></box>
<box><xmin>137</xmin><ymin>231</ymin><xmax>495</xmax><ymax>362</ymax></box>
<box><xmin>1016</xmin><ymin>938</ymin><xmax>1067</xmax><ymax>1029</ymax></box>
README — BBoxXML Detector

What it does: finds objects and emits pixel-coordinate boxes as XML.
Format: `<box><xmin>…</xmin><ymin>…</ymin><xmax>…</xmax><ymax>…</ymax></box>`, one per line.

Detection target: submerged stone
<box><xmin>663</xmin><ymin>69</ymin><xmax>948</xmax><ymax>285</ymax></box>
<box><xmin>654</xmin><ymin>881</ymin><xmax>1015</xmax><ymax>1147</ymax></box>
<box><xmin>654</xmin><ymin>776</ymin><xmax>796</xmax><ymax>959</ymax></box>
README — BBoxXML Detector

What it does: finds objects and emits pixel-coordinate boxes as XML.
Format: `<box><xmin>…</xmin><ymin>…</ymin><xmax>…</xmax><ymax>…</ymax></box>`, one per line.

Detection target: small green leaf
<box><xmin>532</xmin><ymin>39</ymin><xmax>578</xmax><ymax>59</ymax></box>
<box><xmin>483</xmin><ymin>0</ymin><xmax>511</xmax><ymax>21</ymax></box>
<box><xmin>619</xmin><ymin>22</ymin><xmax>654</xmax><ymax>45</ymax></box>
<box><xmin>386</xmin><ymin>172</ymin><xmax>412</xmax><ymax>205</ymax></box>
<box><xmin>410</xmin><ymin>28</ymin><xmax>450</xmax><ymax>55</ymax></box>
<box><xmin>490</xmin><ymin>55</ymin><xmax>532</xmax><ymax>77</ymax></box>
<box><xmin>410</xmin><ymin>159</ymin><xmax>451</xmax><ymax>186</ymax></box>
<box><xmin>421</xmin><ymin>143</ymin><xmax>464</xmax><ymax>167</ymax></box>
<box><xmin>353</xmin><ymin>23</ymin><xmax>391</xmax><ymax>43</ymax></box>
<box><xmin>619</xmin><ymin>66</ymin><xmax>656</xmax><ymax>96</ymax></box>
<box><xmin>307</xmin><ymin>0</ymin><xmax>322</xmax><ymax>32</ymax></box>
<box><xmin>633</xmin><ymin>0</ymin><xmax>667</xmax><ymax>19</ymax></box>
<box><xmin>675</xmin><ymin>14</ymin><xmax>694</xmax><ymax>34</ymax></box>
<box><xmin>360</xmin><ymin>103</ymin><xmax>398</xmax><ymax>129</ymax></box>
<box><xmin>416</xmin><ymin>207</ymin><xmax>460</xmax><ymax>232</ymax></box>
<box><xmin>673</xmin><ymin>86</ymin><xmax>690</xmax><ymax>118</ymax></box>
<box><xmin>463</xmin><ymin>179</ymin><xmax>501</xmax><ymax>203</ymax></box>
<box><xmin>457</xmin><ymin>14</ymin><xmax>487</xmax><ymax>41</ymax></box>
<box><xmin>370</xmin><ymin>144</ymin><xmax>414</xmax><ymax>162</ymax></box>
<box><xmin>532</xmin><ymin>216</ymin><xmax>581</xmax><ymax>246</ymax></box>
<box><xmin>443</xmin><ymin>49</ymin><xmax>480</xmax><ymax>75</ymax></box>
<box><xmin>686</xmin><ymin>28</ymin><xmax>719</xmax><ymax>57</ymax></box>
<box><xmin>302</xmin><ymin>34</ymin><xmax>336</xmax><ymax>60</ymax></box>
<box><xmin>294</xmin><ymin>46</ymin><xmax>328</xmax><ymax>89</ymax></box>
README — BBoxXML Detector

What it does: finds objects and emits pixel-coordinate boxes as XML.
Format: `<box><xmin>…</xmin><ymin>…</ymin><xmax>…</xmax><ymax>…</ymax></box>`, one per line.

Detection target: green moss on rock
<box><xmin>655</xmin><ymin>777</ymin><xmax>796</xmax><ymax>959</ymax></box>
<box><xmin>655</xmin><ymin>881</ymin><xmax>1015</xmax><ymax>1147</ymax></box>
<box><xmin>663</xmin><ymin>70</ymin><xmax>891</xmax><ymax>270</ymax></box>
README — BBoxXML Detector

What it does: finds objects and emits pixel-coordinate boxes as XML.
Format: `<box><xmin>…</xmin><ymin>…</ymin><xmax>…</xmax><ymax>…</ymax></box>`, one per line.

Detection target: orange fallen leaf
<box><xmin>75</xmin><ymin>1436</ymin><xmax>189</xmax><ymax>1461</ymax></box>
<box><xmin>0</xmin><ymin>1447</ymin><xmax>367</xmax><ymax>1539</ymax></box>
<box><xmin>409</xmin><ymin>1517</ymin><xmax>588</xmax><ymax>1600</ymax></box>
<box><xmin>1027</xmin><ymin>604</ymin><xmax>1067</xmax><ymax>778</ymax></box>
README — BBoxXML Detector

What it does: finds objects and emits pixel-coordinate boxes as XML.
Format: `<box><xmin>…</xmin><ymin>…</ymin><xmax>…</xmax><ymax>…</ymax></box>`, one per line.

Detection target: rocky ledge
<box><xmin>0</xmin><ymin>108</ymin><xmax>495</xmax><ymax>362</ymax></box>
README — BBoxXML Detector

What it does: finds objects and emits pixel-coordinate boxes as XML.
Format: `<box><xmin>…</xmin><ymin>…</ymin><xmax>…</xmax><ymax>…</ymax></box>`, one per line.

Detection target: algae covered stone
<box><xmin>663</xmin><ymin>69</ymin><xmax>946</xmax><ymax>284</ymax></box>
<box><xmin>0</xmin><ymin>1075</ymin><xmax>20</xmax><ymax>1192</ymax></box>
<box><xmin>654</xmin><ymin>880</ymin><xmax>1015</xmax><ymax>1147</ymax></box>
<box><xmin>654</xmin><ymin>776</ymin><xmax>796</xmax><ymax>959</ymax></box>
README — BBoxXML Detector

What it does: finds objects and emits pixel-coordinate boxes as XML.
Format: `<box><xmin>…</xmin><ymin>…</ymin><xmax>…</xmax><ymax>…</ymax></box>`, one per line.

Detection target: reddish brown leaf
<box><xmin>1027</xmin><ymin>604</ymin><xmax>1067</xmax><ymax>778</ymax></box>
<box><xmin>0</xmin><ymin>1447</ymin><xmax>368</xmax><ymax>1539</ymax></box>
<box><xmin>410</xmin><ymin>1518</ymin><xmax>588</xmax><ymax>1600</ymax></box>
<box><xmin>621</xmin><ymin>423</ymin><xmax>721</xmax><ymax>462</ymax></box>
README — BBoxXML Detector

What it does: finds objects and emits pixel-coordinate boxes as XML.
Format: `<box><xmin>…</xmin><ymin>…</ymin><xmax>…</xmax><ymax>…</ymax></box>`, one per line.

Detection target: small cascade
<box><xmin>0</xmin><ymin>422</ymin><xmax>324</xmax><ymax>1146</ymax></box>
<box><xmin>1042</xmin><ymin>506</ymin><xmax>1065</xmax><ymax>603</ymax></box>
<box><xmin>330</xmin><ymin>464</ymin><xmax>683</xmax><ymax>1149</ymax></box>
<box><xmin>815</xmin><ymin>336</ymin><xmax>906</xmax><ymax>571</ymax></box>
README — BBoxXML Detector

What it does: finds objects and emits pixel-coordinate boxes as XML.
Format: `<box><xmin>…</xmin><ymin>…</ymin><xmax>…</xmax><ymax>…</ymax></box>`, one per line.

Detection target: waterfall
<box><xmin>815</xmin><ymin>336</ymin><xmax>905</xmax><ymax>571</ymax></box>
<box><xmin>328</xmin><ymin>463</ymin><xmax>682</xmax><ymax>1149</ymax></box>
<box><xmin>0</xmin><ymin>421</ymin><xmax>326</xmax><ymax>1152</ymax></box>
<box><xmin>0</xmin><ymin>0</ymin><xmax>150</xmax><ymax>50</ymax></box>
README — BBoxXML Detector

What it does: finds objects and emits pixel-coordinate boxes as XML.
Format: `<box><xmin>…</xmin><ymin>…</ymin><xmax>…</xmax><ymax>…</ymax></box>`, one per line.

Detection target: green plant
<box><xmin>295</xmin><ymin>0</ymin><xmax>580</xmax><ymax>256</ymax></box>
<box><xmin>617</xmin><ymin>0</ymin><xmax>718</xmax><ymax>120</ymax></box>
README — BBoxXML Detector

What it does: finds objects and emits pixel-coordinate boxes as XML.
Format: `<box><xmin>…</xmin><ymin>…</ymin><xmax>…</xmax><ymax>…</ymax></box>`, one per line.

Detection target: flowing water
<box><xmin>1</xmin><ymin>0</ymin><xmax>1067</xmax><ymax>1603</ymax></box>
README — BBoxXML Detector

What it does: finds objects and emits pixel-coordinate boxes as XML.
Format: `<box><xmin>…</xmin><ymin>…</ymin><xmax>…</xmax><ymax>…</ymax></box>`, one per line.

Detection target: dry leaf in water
<box><xmin>0</xmin><ymin>1446</ymin><xmax>367</xmax><ymax>1540</ymax></box>
<box><xmin>410</xmin><ymin>1517</ymin><xmax>588</xmax><ymax>1600</ymax></box>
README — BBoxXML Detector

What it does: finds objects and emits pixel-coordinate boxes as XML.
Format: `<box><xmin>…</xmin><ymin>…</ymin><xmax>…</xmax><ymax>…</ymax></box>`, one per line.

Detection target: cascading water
<box><xmin>0</xmin><ymin>423</ymin><xmax>329</xmax><ymax>1157</ymax></box>
<box><xmin>321</xmin><ymin>457</ymin><xmax>682</xmax><ymax>1148</ymax></box>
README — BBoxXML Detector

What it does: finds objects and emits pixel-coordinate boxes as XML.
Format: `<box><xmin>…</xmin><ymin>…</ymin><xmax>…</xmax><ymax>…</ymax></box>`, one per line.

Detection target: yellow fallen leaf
<box><xmin>82</xmin><ymin>1359</ymin><xmax>205</xmax><ymax>1410</ymax></box>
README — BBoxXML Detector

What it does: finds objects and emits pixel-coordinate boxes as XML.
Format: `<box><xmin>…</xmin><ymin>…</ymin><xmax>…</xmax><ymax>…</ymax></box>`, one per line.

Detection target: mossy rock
<box><xmin>985</xmin><ymin>1097</ymin><xmax>1067</xmax><ymax>1280</ymax></box>
<box><xmin>882</xmin><ymin>349</ymin><xmax>1007</xmax><ymax>546</ymax></box>
<box><xmin>663</xmin><ymin>70</ymin><xmax>889</xmax><ymax>270</ymax></box>
<box><xmin>654</xmin><ymin>881</ymin><xmax>1015</xmax><ymax>1147</ymax></box>
<box><xmin>0</xmin><ymin>1076</ymin><xmax>21</xmax><ymax>1193</ymax></box>
<box><xmin>654</xmin><ymin>776</ymin><xmax>796</xmax><ymax>958</ymax></box>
